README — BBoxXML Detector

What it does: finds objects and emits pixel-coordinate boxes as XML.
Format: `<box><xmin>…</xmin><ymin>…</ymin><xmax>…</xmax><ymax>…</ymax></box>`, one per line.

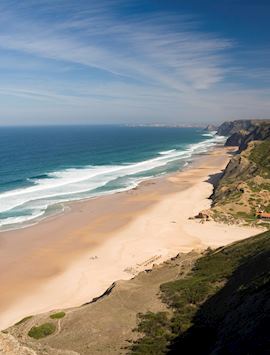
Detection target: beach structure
<box><xmin>195</xmin><ymin>210</ymin><xmax>211</xmax><ymax>221</ymax></box>
<box><xmin>256</xmin><ymin>211</ymin><xmax>270</xmax><ymax>220</ymax></box>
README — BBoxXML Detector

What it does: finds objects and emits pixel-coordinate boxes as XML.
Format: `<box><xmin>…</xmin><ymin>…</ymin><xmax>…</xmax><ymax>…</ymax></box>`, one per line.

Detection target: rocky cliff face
<box><xmin>211</xmin><ymin>140</ymin><xmax>270</xmax><ymax>224</ymax></box>
<box><xmin>239</xmin><ymin>123</ymin><xmax>270</xmax><ymax>151</ymax></box>
<box><xmin>217</xmin><ymin>119</ymin><xmax>270</xmax><ymax>149</ymax></box>
<box><xmin>224</xmin><ymin>130</ymin><xmax>249</xmax><ymax>147</ymax></box>
<box><xmin>216</xmin><ymin>119</ymin><xmax>261</xmax><ymax>136</ymax></box>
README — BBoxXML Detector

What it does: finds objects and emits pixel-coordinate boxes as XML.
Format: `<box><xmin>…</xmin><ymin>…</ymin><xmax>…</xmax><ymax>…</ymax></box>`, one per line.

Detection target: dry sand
<box><xmin>0</xmin><ymin>146</ymin><xmax>262</xmax><ymax>330</ymax></box>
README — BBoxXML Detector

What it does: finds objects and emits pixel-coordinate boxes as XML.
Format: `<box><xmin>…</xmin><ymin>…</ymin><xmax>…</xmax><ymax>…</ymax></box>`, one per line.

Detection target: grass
<box><xmin>131</xmin><ymin>312</ymin><xmax>171</xmax><ymax>355</ymax></box>
<box><xmin>249</xmin><ymin>141</ymin><xmax>270</xmax><ymax>178</ymax></box>
<box><xmin>28</xmin><ymin>323</ymin><xmax>56</xmax><ymax>339</ymax></box>
<box><xmin>15</xmin><ymin>315</ymin><xmax>33</xmax><ymax>326</ymax></box>
<box><xmin>50</xmin><ymin>311</ymin><xmax>66</xmax><ymax>319</ymax></box>
<box><xmin>130</xmin><ymin>230</ymin><xmax>270</xmax><ymax>354</ymax></box>
<box><xmin>211</xmin><ymin>141</ymin><xmax>270</xmax><ymax>228</ymax></box>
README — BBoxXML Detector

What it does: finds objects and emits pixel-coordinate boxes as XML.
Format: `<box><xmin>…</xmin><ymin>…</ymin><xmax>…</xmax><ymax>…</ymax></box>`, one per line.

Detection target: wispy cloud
<box><xmin>0</xmin><ymin>1</ymin><xmax>231</xmax><ymax>89</ymax></box>
<box><xmin>0</xmin><ymin>0</ymin><xmax>269</xmax><ymax>124</ymax></box>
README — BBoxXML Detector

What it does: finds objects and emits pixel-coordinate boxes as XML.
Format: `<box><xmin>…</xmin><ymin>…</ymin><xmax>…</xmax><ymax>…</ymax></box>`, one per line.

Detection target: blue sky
<box><xmin>0</xmin><ymin>0</ymin><xmax>269</xmax><ymax>125</ymax></box>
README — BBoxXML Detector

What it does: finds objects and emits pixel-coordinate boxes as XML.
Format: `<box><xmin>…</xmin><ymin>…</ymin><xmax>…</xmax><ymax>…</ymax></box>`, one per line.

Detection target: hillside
<box><xmin>210</xmin><ymin>137</ymin><xmax>270</xmax><ymax>227</ymax></box>
<box><xmin>216</xmin><ymin>119</ymin><xmax>269</xmax><ymax>137</ymax></box>
<box><xmin>3</xmin><ymin>253</ymin><xmax>199</xmax><ymax>354</ymax></box>
<box><xmin>3</xmin><ymin>231</ymin><xmax>269</xmax><ymax>355</ymax></box>
<box><xmin>216</xmin><ymin>119</ymin><xmax>270</xmax><ymax>150</ymax></box>
<box><xmin>239</xmin><ymin>122</ymin><xmax>270</xmax><ymax>151</ymax></box>
<box><xmin>169</xmin><ymin>230</ymin><xmax>270</xmax><ymax>355</ymax></box>
<box><xmin>130</xmin><ymin>230</ymin><xmax>270</xmax><ymax>354</ymax></box>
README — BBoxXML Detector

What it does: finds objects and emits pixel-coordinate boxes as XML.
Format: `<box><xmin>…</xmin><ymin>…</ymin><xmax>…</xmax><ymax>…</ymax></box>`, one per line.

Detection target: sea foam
<box><xmin>0</xmin><ymin>133</ymin><xmax>225</xmax><ymax>230</ymax></box>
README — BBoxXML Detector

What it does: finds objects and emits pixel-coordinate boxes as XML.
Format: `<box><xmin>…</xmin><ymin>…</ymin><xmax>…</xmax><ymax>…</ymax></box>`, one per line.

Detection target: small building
<box><xmin>256</xmin><ymin>211</ymin><xmax>270</xmax><ymax>220</ymax></box>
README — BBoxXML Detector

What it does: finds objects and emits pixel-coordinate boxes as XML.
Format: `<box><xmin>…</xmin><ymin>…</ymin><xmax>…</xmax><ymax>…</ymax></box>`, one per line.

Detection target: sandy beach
<box><xmin>0</xmin><ymin>146</ymin><xmax>262</xmax><ymax>330</ymax></box>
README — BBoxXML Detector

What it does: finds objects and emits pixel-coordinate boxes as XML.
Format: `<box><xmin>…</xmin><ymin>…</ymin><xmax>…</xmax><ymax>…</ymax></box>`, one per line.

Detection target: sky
<box><xmin>0</xmin><ymin>0</ymin><xmax>269</xmax><ymax>125</ymax></box>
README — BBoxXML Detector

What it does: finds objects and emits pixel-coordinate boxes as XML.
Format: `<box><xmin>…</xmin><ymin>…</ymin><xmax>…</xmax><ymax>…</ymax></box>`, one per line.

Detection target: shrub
<box><xmin>50</xmin><ymin>311</ymin><xmax>65</xmax><ymax>319</ymax></box>
<box><xmin>130</xmin><ymin>230</ymin><xmax>270</xmax><ymax>354</ymax></box>
<box><xmin>28</xmin><ymin>323</ymin><xmax>56</xmax><ymax>339</ymax></box>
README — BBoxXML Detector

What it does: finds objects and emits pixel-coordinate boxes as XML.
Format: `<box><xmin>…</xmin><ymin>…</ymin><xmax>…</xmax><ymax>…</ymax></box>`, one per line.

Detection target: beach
<box><xmin>0</xmin><ymin>146</ymin><xmax>261</xmax><ymax>330</ymax></box>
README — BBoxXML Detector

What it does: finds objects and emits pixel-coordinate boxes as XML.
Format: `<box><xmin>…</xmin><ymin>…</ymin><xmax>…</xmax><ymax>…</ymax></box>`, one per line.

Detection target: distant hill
<box><xmin>216</xmin><ymin>119</ymin><xmax>270</xmax><ymax>151</ymax></box>
<box><xmin>203</xmin><ymin>124</ymin><xmax>218</xmax><ymax>132</ymax></box>
<box><xmin>216</xmin><ymin>119</ymin><xmax>270</xmax><ymax>136</ymax></box>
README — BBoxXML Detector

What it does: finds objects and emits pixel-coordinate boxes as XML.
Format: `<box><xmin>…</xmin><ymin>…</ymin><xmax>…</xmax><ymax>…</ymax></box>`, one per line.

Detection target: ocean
<box><xmin>0</xmin><ymin>125</ymin><xmax>225</xmax><ymax>231</ymax></box>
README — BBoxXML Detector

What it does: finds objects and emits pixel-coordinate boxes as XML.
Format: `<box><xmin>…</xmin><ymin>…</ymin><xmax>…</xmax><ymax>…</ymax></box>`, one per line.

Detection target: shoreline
<box><xmin>0</xmin><ymin>145</ymin><xmax>262</xmax><ymax>330</ymax></box>
<box><xmin>0</xmin><ymin>136</ymin><xmax>223</xmax><ymax>234</ymax></box>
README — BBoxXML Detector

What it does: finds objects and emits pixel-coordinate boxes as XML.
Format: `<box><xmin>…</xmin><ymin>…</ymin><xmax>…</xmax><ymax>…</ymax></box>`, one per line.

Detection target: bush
<box><xmin>50</xmin><ymin>311</ymin><xmax>65</xmax><ymax>319</ymax></box>
<box><xmin>130</xmin><ymin>230</ymin><xmax>270</xmax><ymax>354</ymax></box>
<box><xmin>28</xmin><ymin>323</ymin><xmax>56</xmax><ymax>339</ymax></box>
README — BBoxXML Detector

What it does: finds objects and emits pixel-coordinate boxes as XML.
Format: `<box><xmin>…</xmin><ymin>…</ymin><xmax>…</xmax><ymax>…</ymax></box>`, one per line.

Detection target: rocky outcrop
<box><xmin>217</xmin><ymin>119</ymin><xmax>270</xmax><ymax>149</ymax></box>
<box><xmin>0</xmin><ymin>332</ymin><xmax>37</xmax><ymax>355</ymax></box>
<box><xmin>225</xmin><ymin>130</ymin><xmax>249</xmax><ymax>147</ymax></box>
<box><xmin>239</xmin><ymin>122</ymin><xmax>270</xmax><ymax>151</ymax></box>
<box><xmin>211</xmin><ymin>145</ymin><xmax>257</xmax><ymax>205</ymax></box>
<box><xmin>217</xmin><ymin>120</ymin><xmax>255</xmax><ymax>136</ymax></box>
<box><xmin>203</xmin><ymin>124</ymin><xmax>217</xmax><ymax>132</ymax></box>
<box><xmin>217</xmin><ymin>119</ymin><xmax>269</xmax><ymax>137</ymax></box>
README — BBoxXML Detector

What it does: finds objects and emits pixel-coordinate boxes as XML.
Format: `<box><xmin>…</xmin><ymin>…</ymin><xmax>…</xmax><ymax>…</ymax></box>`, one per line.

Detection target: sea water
<box><xmin>0</xmin><ymin>125</ymin><xmax>225</xmax><ymax>230</ymax></box>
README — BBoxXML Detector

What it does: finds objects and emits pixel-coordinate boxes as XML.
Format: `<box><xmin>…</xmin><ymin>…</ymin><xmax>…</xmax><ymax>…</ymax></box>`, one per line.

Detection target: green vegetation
<box><xmin>50</xmin><ymin>311</ymin><xmax>65</xmax><ymax>319</ymax></box>
<box><xmin>131</xmin><ymin>312</ymin><xmax>171</xmax><ymax>354</ymax></box>
<box><xmin>211</xmin><ymin>140</ymin><xmax>270</xmax><ymax>227</ymax></box>
<box><xmin>130</xmin><ymin>231</ymin><xmax>270</xmax><ymax>354</ymax></box>
<box><xmin>28</xmin><ymin>323</ymin><xmax>56</xmax><ymax>339</ymax></box>
<box><xmin>249</xmin><ymin>140</ymin><xmax>270</xmax><ymax>178</ymax></box>
<box><xmin>15</xmin><ymin>315</ymin><xmax>33</xmax><ymax>326</ymax></box>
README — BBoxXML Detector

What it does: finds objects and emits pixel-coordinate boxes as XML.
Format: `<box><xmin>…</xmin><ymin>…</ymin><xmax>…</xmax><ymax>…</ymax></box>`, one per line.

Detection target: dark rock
<box><xmin>239</xmin><ymin>123</ymin><xmax>270</xmax><ymax>151</ymax></box>
<box><xmin>225</xmin><ymin>130</ymin><xmax>249</xmax><ymax>146</ymax></box>
<box><xmin>217</xmin><ymin>119</ymin><xmax>270</xmax><ymax>137</ymax></box>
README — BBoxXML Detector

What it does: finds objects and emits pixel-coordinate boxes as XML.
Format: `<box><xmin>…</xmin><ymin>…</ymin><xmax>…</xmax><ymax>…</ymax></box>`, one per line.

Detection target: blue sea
<box><xmin>0</xmin><ymin>125</ymin><xmax>225</xmax><ymax>231</ymax></box>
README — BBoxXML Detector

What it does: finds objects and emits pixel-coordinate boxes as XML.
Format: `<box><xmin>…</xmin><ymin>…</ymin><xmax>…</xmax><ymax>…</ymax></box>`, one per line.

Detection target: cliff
<box><xmin>132</xmin><ymin>230</ymin><xmax>270</xmax><ymax>354</ymax></box>
<box><xmin>210</xmin><ymin>140</ymin><xmax>270</xmax><ymax>225</ymax></box>
<box><xmin>216</xmin><ymin>119</ymin><xmax>270</xmax><ymax>149</ymax></box>
<box><xmin>216</xmin><ymin>119</ymin><xmax>269</xmax><ymax>136</ymax></box>
<box><xmin>239</xmin><ymin>122</ymin><xmax>270</xmax><ymax>151</ymax></box>
<box><xmin>209</xmin><ymin>118</ymin><xmax>270</xmax><ymax>227</ymax></box>
<box><xmin>169</xmin><ymin>231</ymin><xmax>270</xmax><ymax>355</ymax></box>
<box><xmin>224</xmin><ymin>130</ymin><xmax>249</xmax><ymax>147</ymax></box>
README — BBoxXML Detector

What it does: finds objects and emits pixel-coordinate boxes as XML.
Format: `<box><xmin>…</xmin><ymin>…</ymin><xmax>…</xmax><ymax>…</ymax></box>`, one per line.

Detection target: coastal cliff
<box><xmin>239</xmin><ymin>122</ymin><xmax>270</xmax><ymax>151</ymax></box>
<box><xmin>210</xmin><ymin>119</ymin><xmax>270</xmax><ymax>225</ymax></box>
<box><xmin>217</xmin><ymin>119</ymin><xmax>270</xmax><ymax>150</ymax></box>
<box><xmin>211</xmin><ymin>141</ymin><xmax>270</xmax><ymax>224</ymax></box>
<box><xmin>216</xmin><ymin>119</ymin><xmax>269</xmax><ymax>136</ymax></box>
